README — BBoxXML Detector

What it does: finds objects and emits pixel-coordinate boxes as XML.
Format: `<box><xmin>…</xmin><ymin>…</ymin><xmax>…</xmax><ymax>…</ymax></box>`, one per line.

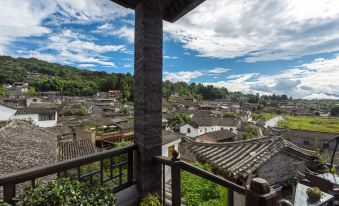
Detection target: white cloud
<box><xmin>303</xmin><ymin>93</ymin><xmax>339</xmax><ymax>100</ymax></box>
<box><xmin>164</xmin><ymin>67</ymin><xmax>231</xmax><ymax>83</ymax></box>
<box><xmin>20</xmin><ymin>29</ymin><xmax>128</xmax><ymax>67</ymax></box>
<box><xmin>165</xmin><ymin>0</ymin><xmax>339</xmax><ymax>61</ymax></box>
<box><xmin>164</xmin><ymin>71</ymin><xmax>203</xmax><ymax>83</ymax></box>
<box><xmin>94</xmin><ymin>23</ymin><xmax>134</xmax><ymax>43</ymax></box>
<box><xmin>208</xmin><ymin>68</ymin><xmax>230</xmax><ymax>74</ymax></box>
<box><xmin>0</xmin><ymin>0</ymin><xmax>131</xmax><ymax>54</ymax></box>
<box><xmin>79</xmin><ymin>64</ymin><xmax>96</xmax><ymax>68</ymax></box>
<box><xmin>204</xmin><ymin>55</ymin><xmax>339</xmax><ymax>99</ymax></box>
<box><xmin>164</xmin><ymin>56</ymin><xmax>178</xmax><ymax>60</ymax></box>
<box><xmin>47</xmin><ymin>0</ymin><xmax>131</xmax><ymax>25</ymax></box>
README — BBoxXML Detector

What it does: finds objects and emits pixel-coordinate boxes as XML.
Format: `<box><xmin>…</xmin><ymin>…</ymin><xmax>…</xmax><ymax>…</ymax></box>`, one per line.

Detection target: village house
<box><xmin>179</xmin><ymin>136</ymin><xmax>316</xmax><ymax>205</ymax></box>
<box><xmin>179</xmin><ymin>116</ymin><xmax>240</xmax><ymax>138</ymax></box>
<box><xmin>0</xmin><ymin>101</ymin><xmax>58</xmax><ymax>127</ymax></box>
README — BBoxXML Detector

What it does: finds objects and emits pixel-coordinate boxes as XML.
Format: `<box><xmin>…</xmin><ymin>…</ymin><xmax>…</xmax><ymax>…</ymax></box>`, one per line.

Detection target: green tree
<box><xmin>27</xmin><ymin>87</ymin><xmax>37</xmax><ymax>96</ymax></box>
<box><xmin>168</xmin><ymin>112</ymin><xmax>190</xmax><ymax>128</ymax></box>
<box><xmin>0</xmin><ymin>85</ymin><xmax>8</xmax><ymax>96</ymax></box>
<box><xmin>243</xmin><ymin>125</ymin><xmax>259</xmax><ymax>140</ymax></box>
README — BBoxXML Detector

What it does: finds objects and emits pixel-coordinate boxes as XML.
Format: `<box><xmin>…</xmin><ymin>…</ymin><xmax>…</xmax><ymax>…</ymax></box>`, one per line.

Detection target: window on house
<box><xmin>39</xmin><ymin>113</ymin><xmax>55</xmax><ymax>121</ymax></box>
<box><xmin>168</xmin><ymin>145</ymin><xmax>175</xmax><ymax>157</ymax></box>
<box><xmin>205</xmin><ymin>128</ymin><xmax>207</xmax><ymax>132</ymax></box>
<box><xmin>187</xmin><ymin>128</ymin><xmax>191</xmax><ymax>133</ymax></box>
<box><xmin>33</xmin><ymin>99</ymin><xmax>37</xmax><ymax>102</ymax></box>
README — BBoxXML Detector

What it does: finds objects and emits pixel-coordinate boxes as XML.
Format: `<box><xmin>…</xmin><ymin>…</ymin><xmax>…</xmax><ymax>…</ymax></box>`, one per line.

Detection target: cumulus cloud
<box><xmin>204</xmin><ymin>54</ymin><xmax>339</xmax><ymax>99</ymax></box>
<box><xmin>164</xmin><ymin>71</ymin><xmax>203</xmax><ymax>83</ymax></box>
<box><xmin>165</xmin><ymin>0</ymin><xmax>339</xmax><ymax>61</ymax></box>
<box><xmin>0</xmin><ymin>0</ymin><xmax>130</xmax><ymax>55</ymax></box>
<box><xmin>21</xmin><ymin>29</ymin><xmax>128</xmax><ymax>67</ymax></box>
<box><xmin>164</xmin><ymin>67</ymin><xmax>231</xmax><ymax>83</ymax></box>
<box><xmin>94</xmin><ymin>23</ymin><xmax>134</xmax><ymax>43</ymax></box>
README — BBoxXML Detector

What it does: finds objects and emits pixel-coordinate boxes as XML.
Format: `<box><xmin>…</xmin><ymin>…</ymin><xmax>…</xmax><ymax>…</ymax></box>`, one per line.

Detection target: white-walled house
<box><xmin>180</xmin><ymin>116</ymin><xmax>240</xmax><ymax>138</ymax></box>
<box><xmin>0</xmin><ymin>103</ymin><xmax>58</xmax><ymax>127</ymax></box>
<box><xmin>162</xmin><ymin>131</ymin><xmax>182</xmax><ymax>182</ymax></box>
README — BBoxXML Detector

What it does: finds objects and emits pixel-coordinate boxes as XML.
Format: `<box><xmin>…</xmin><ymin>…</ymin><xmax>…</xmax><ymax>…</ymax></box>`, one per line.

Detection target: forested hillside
<box><xmin>0</xmin><ymin>56</ymin><xmax>134</xmax><ymax>99</ymax></box>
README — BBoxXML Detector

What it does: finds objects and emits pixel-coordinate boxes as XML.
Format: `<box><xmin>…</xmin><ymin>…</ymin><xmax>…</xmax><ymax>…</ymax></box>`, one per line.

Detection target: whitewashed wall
<box><xmin>162</xmin><ymin>139</ymin><xmax>181</xmax><ymax>182</ymax></box>
<box><xmin>0</xmin><ymin>105</ymin><xmax>16</xmax><ymax>121</ymax></box>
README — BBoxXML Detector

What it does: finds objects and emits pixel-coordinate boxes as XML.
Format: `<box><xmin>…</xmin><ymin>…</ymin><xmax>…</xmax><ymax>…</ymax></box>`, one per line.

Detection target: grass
<box><xmin>278</xmin><ymin>115</ymin><xmax>339</xmax><ymax>133</ymax></box>
<box><xmin>253</xmin><ymin>112</ymin><xmax>339</xmax><ymax>133</ymax></box>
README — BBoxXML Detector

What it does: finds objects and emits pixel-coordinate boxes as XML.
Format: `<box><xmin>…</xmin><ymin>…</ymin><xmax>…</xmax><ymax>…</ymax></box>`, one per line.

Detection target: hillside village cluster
<box><xmin>1</xmin><ymin>81</ymin><xmax>339</xmax><ymax>205</ymax></box>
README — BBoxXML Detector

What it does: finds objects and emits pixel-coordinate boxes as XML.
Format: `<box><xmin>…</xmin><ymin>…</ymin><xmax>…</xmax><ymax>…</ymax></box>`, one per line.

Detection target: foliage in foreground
<box><xmin>181</xmin><ymin>162</ymin><xmax>228</xmax><ymax>206</ymax></box>
<box><xmin>139</xmin><ymin>194</ymin><xmax>161</xmax><ymax>206</ymax></box>
<box><xmin>14</xmin><ymin>178</ymin><xmax>116</xmax><ymax>206</ymax></box>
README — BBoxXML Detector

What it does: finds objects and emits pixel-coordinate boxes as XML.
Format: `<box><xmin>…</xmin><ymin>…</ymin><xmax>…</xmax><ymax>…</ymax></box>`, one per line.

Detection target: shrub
<box><xmin>139</xmin><ymin>194</ymin><xmax>161</xmax><ymax>206</ymax></box>
<box><xmin>15</xmin><ymin>178</ymin><xmax>116</xmax><ymax>206</ymax></box>
<box><xmin>223</xmin><ymin>112</ymin><xmax>236</xmax><ymax>118</ymax></box>
<box><xmin>306</xmin><ymin>187</ymin><xmax>323</xmax><ymax>201</ymax></box>
<box><xmin>242</xmin><ymin>125</ymin><xmax>259</xmax><ymax>140</ymax></box>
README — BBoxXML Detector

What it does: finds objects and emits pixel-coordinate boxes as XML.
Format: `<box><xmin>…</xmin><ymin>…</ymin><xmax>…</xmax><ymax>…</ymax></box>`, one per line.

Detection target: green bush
<box><xmin>139</xmin><ymin>194</ymin><xmax>161</xmax><ymax>206</ymax></box>
<box><xmin>306</xmin><ymin>187</ymin><xmax>323</xmax><ymax>201</ymax></box>
<box><xmin>242</xmin><ymin>125</ymin><xmax>259</xmax><ymax>140</ymax></box>
<box><xmin>223</xmin><ymin>112</ymin><xmax>236</xmax><ymax>118</ymax></box>
<box><xmin>14</xmin><ymin>178</ymin><xmax>116</xmax><ymax>206</ymax></box>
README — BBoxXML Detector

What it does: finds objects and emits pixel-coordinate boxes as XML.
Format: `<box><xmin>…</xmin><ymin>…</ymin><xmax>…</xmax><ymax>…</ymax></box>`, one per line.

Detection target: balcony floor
<box><xmin>116</xmin><ymin>185</ymin><xmax>140</xmax><ymax>206</ymax></box>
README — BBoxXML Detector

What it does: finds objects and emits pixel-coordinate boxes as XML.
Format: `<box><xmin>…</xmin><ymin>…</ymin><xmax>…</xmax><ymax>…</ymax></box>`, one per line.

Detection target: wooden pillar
<box><xmin>245</xmin><ymin>178</ymin><xmax>277</xmax><ymax>206</ymax></box>
<box><xmin>134</xmin><ymin>0</ymin><xmax>163</xmax><ymax>197</ymax></box>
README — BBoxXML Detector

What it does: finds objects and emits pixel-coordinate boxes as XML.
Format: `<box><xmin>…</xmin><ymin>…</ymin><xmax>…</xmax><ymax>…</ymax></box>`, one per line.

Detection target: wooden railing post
<box><xmin>3</xmin><ymin>183</ymin><xmax>16</xmax><ymax>204</ymax></box>
<box><xmin>245</xmin><ymin>178</ymin><xmax>277</xmax><ymax>206</ymax></box>
<box><xmin>127</xmin><ymin>149</ymin><xmax>134</xmax><ymax>184</ymax></box>
<box><xmin>171</xmin><ymin>150</ymin><xmax>181</xmax><ymax>206</ymax></box>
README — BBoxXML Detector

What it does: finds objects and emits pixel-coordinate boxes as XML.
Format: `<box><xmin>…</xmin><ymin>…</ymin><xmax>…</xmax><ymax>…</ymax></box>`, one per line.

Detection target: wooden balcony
<box><xmin>0</xmin><ymin>145</ymin><xmax>279</xmax><ymax>206</ymax></box>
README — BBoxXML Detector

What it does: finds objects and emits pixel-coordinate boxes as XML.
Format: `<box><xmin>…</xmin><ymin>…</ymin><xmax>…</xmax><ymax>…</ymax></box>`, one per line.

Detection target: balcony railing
<box><xmin>0</xmin><ymin>144</ymin><xmax>137</xmax><ymax>204</ymax></box>
<box><xmin>155</xmin><ymin>152</ymin><xmax>277</xmax><ymax>206</ymax></box>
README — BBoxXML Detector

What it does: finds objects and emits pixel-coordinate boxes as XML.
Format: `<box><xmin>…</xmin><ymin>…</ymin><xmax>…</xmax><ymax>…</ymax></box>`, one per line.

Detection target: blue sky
<box><xmin>1</xmin><ymin>0</ymin><xmax>339</xmax><ymax>99</ymax></box>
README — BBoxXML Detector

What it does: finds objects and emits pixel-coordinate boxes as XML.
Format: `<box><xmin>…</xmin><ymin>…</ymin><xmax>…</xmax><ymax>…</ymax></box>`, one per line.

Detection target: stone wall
<box><xmin>258</xmin><ymin>152</ymin><xmax>305</xmax><ymax>186</ymax></box>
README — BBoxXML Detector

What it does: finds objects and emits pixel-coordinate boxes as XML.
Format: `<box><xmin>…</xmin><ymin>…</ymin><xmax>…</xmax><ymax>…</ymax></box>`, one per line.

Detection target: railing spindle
<box><xmin>3</xmin><ymin>183</ymin><xmax>15</xmax><ymax>204</ymax></box>
<box><xmin>127</xmin><ymin>149</ymin><xmax>133</xmax><ymax>184</ymax></box>
<box><xmin>171</xmin><ymin>151</ymin><xmax>181</xmax><ymax>206</ymax></box>
<box><xmin>100</xmin><ymin>160</ymin><xmax>104</xmax><ymax>186</ymax></box>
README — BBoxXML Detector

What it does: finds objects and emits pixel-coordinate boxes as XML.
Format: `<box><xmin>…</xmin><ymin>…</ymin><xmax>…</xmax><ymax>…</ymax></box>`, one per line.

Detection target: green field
<box><xmin>278</xmin><ymin>115</ymin><xmax>339</xmax><ymax>133</ymax></box>
<box><xmin>252</xmin><ymin>112</ymin><xmax>279</xmax><ymax>121</ymax></box>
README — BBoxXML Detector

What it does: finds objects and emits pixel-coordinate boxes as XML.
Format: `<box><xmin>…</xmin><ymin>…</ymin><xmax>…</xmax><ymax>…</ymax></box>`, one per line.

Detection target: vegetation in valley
<box><xmin>278</xmin><ymin>115</ymin><xmax>339</xmax><ymax>133</ymax></box>
<box><xmin>181</xmin><ymin>162</ymin><xmax>228</xmax><ymax>206</ymax></box>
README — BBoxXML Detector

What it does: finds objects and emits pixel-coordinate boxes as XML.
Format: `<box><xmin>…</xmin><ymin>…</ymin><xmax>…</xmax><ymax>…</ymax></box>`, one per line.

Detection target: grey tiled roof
<box><xmin>196</xmin><ymin>129</ymin><xmax>236</xmax><ymax>142</ymax></box>
<box><xmin>0</xmin><ymin>121</ymin><xmax>57</xmax><ymax>176</ymax></box>
<box><xmin>162</xmin><ymin>131</ymin><xmax>183</xmax><ymax>145</ymax></box>
<box><xmin>15</xmin><ymin>107</ymin><xmax>56</xmax><ymax>115</ymax></box>
<box><xmin>57</xmin><ymin>140</ymin><xmax>96</xmax><ymax>161</ymax></box>
<box><xmin>183</xmin><ymin>136</ymin><xmax>316</xmax><ymax>180</ymax></box>
<box><xmin>189</xmin><ymin>116</ymin><xmax>239</xmax><ymax>128</ymax></box>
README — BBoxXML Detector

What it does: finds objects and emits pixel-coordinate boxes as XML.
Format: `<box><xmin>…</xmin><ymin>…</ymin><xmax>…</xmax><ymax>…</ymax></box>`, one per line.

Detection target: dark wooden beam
<box><xmin>134</xmin><ymin>0</ymin><xmax>163</xmax><ymax>197</ymax></box>
<box><xmin>110</xmin><ymin>0</ymin><xmax>136</xmax><ymax>9</ymax></box>
<box><xmin>111</xmin><ymin>0</ymin><xmax>205</xmax><ymax>22</ymax></box>
<box><xmin>163</xmin><ymin>0</ymin><xmax>205</xmax><ymax>23</ymax></box>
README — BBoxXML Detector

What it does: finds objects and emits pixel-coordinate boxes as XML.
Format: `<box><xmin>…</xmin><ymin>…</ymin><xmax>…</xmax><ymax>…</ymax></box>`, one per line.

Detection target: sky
<box><xmin>1</xmin><ymin>0</ymin><xmax>339</xmax><ymax>99</ymax></box>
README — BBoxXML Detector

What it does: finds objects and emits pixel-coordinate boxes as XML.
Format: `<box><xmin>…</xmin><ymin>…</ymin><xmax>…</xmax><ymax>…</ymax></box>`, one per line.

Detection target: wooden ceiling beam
<box><xmin>111</xmin><ymin>0</ymin><xmax>205</xmax><ymax>22</ymax></box>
